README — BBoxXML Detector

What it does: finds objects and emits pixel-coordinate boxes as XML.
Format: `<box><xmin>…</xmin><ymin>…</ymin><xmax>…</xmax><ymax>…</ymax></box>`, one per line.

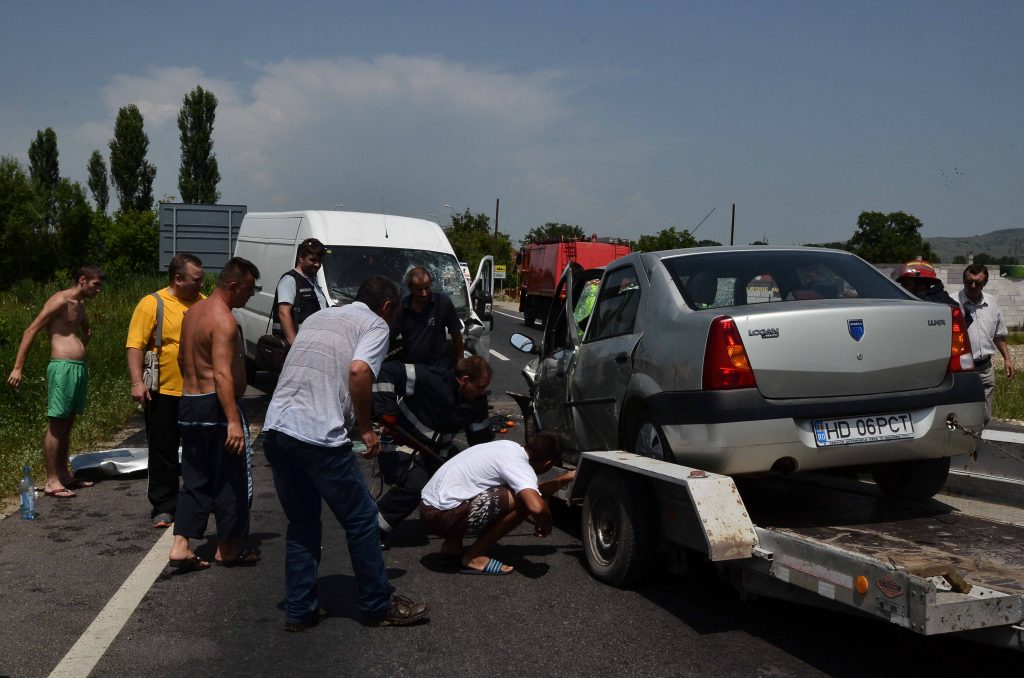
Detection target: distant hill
<box><xmin>927</xmin><ymin>228</ymin><xmax>1024</xmax><ymax>263</ymax></box>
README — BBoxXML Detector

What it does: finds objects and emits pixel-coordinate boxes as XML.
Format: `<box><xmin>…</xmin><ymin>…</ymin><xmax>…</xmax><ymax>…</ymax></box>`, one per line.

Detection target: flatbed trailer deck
<box><xmin>559</xmin><ymin>451</ymin><xmax>1024</xmax><ymax>651</ymax></box>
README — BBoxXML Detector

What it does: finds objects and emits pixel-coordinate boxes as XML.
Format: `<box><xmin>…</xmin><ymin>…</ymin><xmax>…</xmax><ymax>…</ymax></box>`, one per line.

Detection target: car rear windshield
<box><xmin>322</xmin><ymin>245</ymin><xmax>469</xmax><ymax>315</ymax></box>
<box><xmin>661</xmin><ymin>250</ymin><xmax>906</xmax><ymax>310</ymax></box>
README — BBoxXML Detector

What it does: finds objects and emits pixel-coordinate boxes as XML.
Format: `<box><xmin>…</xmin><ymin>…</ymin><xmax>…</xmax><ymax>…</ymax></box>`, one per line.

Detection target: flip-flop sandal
<box><xmin>460</xmin><ymin>558</ymin><xmax>513</xmax><ymax>576</ymax></box>
<box><xmin>167</xmin><ymin>555</ymin><xmax>210</xmax><ymax>572</ymax></box>
<box><xmin>44</xmin><ymin>487</ymin><xmax>77</xmax><ymax>498</ymax></box>
<box><xmin>217</xmin><ymin>548</ymin><xmax>261</xmax><ymax>567</ymax></box>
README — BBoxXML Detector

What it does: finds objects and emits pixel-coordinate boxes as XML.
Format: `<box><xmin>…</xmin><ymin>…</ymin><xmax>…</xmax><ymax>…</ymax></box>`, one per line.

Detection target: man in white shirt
<box><xmin>959</xmin><ymin>263</ymin><xmax>1015</xmax><ymax>424</ymax></box>
<box><xmin>419</xmin><ymin>432</ymin><xmax>574</xmax><ymax>575</ymax></box>
<box><xmin>263</xmin><ymin>276</ymin><xmax>429</xmax><ymax>629</ymax></box>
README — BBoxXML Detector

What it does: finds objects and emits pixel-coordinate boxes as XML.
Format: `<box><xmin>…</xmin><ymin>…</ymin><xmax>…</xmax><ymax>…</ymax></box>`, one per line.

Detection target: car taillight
<box><xmin>948</xmin><ymin>306</ymin><xmax>974</xmax><ymax>372</ymax></box>
<box><xmin>703</xmin><ymin>316</ymin><xmax>756</xmax><ymax>389</ymax></box>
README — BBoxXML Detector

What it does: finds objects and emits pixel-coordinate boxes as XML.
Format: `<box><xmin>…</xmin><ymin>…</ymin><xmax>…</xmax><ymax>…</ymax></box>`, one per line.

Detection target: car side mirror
<box><xmin>510</xmin><ymin>333</ymin><xmax>538</xmax><ymax>354</ymax></box>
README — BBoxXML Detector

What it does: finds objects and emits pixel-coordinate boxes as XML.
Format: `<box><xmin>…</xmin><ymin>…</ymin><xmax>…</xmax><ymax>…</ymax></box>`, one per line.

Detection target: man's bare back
<box><xmin>179</xmin><ymin>295</ymin><xmax>246</xmax><ymax>399</ymax></box>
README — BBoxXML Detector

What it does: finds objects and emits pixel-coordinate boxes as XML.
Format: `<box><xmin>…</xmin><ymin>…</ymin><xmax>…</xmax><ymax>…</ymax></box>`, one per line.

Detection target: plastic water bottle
<box><xmin>19</xmin><ymin>465</ymin><xmax>38</xmax><ymax>520</ymax></box>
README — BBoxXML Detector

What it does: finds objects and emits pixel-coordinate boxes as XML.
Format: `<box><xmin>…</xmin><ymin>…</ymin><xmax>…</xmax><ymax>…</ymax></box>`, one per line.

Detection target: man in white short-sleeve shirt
<box><xmin>419</xmin><ymin>433</ymin><xmax>574</xmax><ymax>575</ymax></box>
<box><xmin>959</xmin><ymin>263</ymin><xmax>1014</xmax><ymax>424</ymax></box>
<box><xmin>263</xmin><ymin>276</ymin><xmax>429</xmax><ymax>629</ymax></box>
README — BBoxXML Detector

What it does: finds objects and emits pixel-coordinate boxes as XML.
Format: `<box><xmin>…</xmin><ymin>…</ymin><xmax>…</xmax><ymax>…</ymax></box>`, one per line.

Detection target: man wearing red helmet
<box><xmin>893</xmin><ymin>260</ymin><xmax>963</xmax><ymax>313</ymax></box>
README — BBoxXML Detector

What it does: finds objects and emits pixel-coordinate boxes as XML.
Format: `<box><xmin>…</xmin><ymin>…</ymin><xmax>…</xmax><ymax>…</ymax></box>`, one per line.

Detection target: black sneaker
<box><xmin>284</xmin><ymin>606</ymin><xmax>329</xmax><ymax>633</ymax></box>
<box><xmin>370</xmin><ymin>594</ymin><xmax>429</xmax><ymax>627</ymax></box>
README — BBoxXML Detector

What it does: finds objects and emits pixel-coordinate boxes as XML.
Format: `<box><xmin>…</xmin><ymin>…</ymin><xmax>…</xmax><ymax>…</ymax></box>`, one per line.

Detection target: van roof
<box><xmin>243</xmin><ymin>210</ymin><xmax>455</xmax><ymax>253</ymax></box>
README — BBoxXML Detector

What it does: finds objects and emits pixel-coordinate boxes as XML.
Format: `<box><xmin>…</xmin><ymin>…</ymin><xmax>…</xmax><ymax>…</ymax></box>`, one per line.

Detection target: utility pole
<box><xmin>494</xmin><ymin>197</ymin><xmax>500</xmax><ymax>250</ymax></box>
<box><xmin>730</xmin><ymin>203</ymin><xmax>736</xmax><ymax>245</ymax></box>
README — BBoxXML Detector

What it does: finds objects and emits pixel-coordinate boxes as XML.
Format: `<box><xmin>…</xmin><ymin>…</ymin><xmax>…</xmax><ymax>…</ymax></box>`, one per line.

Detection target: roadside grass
<box><xmin>993</xmin><ymin>371</ymin><xmax>1024</xmax><ymax>421</ymax></box>
<box><xmin>0</xmin><ymin>274</ymin><xmax>167</xmax><ymax>496</ymax></box>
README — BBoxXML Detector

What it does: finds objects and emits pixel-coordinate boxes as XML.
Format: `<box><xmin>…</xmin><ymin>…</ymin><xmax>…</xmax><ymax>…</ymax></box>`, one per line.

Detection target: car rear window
<box><xmin>662</xmin><ymin>250</ymin><xmax>906</xmax><ymax>310</ymax></box>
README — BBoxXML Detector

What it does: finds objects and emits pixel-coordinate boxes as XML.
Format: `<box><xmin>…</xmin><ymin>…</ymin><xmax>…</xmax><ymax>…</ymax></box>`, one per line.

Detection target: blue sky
<box><xmin>2</xmin><ymin>1</ymin><xmax>1022</xmax><ymax>246</ymax></box>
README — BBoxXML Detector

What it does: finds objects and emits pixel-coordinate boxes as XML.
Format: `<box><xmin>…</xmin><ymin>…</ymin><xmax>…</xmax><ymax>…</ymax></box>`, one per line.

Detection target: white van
<box><xmin>232</xmin><ymin>210</ymin><xmax>493</xmax><ymax>376</ymax></box>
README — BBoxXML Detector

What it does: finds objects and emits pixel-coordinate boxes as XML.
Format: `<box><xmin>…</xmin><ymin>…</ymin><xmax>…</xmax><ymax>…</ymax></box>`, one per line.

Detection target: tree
<box><xmin>847</xmin><ymin>211</ymin><xmax>937</xmax><ymax>263</ymax></box>
<box><xmin>95</xmin><ymin>208</ymin><xmax>159</xmax><ymax>277</ymax></box>
<box><xmin>177</xmin><ymin>85</ymin><xmax>221</xmax><ymax>203</ymax></box>
<box><xmin>522</xmin><ymin>222</ymin><xmax>585</xmax><ymax>245</ymax></box>
<box><xmin>87</xmin><ymin>150</ymin><xmax>109</xmax><ymax>215</ymax></box>
<box><xmin>443</xmin><ymin>208</ymin><xmax>516</xmax><ymax>286</ymax></box>
<box><xmin>53</xmin><ymin>178</ymin><xmax>94</xmax><ymax>272</ymax></box>
<box><xmin>109</xmin><ymin>105</ymin><xmax>157</xmax><ymax>213</ymax></box>
<box><xmin>0</xmin><ymin>156</ymin><xmax>46</xmax><ymax>287</ymax></box>
<box><xmin>28</xmin><ymin>127</ymin><xmax>60</xmax><ymax>226</ymax></box>
<box><xmin>634</xmin><ymin>226</ymin><xmax>697</xmax><ymax>253</ymax></box>
<box><xmin>696</xmin><ymin>239</ymin><xmax>722</xmax><ymax>247</ymax></box>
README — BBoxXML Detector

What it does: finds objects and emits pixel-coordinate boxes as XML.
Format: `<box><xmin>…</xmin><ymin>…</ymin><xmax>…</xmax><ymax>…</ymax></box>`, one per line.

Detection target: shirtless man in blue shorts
<box><xmin>7</xmin><ymin>265</ymin><xmax>104</xmax><ymax>498</ymax></box>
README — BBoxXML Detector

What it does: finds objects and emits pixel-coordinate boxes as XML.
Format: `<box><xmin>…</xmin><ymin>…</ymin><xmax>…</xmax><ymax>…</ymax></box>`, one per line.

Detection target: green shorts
<box><xmin>47</xmin><ymin>359</ymin><xmax>89</xmax><ymax>419</ymax></box>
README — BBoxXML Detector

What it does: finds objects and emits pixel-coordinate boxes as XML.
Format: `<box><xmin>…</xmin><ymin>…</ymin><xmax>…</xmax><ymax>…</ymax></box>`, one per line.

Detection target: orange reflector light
<box><xmin>855</xmin><ymin>576</ymin><xmax>869</xmax><ymax>595</ymax></box>
<box><xmin>948</xmin><ymin>306</ymin><xmax>973</xmax><ymax>373</ymax></box>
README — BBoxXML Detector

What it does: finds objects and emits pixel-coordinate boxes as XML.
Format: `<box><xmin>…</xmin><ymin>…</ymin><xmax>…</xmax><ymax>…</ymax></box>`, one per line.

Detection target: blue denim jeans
<box><xmin>264</xmin><ymin>430</ymin><xmax>394</xmax><ymax>623</ymax></box>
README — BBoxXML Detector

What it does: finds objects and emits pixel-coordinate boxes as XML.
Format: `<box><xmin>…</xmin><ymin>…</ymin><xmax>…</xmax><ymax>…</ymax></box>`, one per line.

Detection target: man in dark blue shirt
<box><xmin>392</xmin><ymin>267</ymin><xmax>463</xmax><ymax>368</ymax></box>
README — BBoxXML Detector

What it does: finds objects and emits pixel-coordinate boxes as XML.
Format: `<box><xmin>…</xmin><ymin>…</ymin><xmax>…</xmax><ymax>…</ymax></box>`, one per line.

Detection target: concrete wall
<box><xmin>878</xmin><ymin>263</ymin><xmax>1024</xmax><ymax>330</ymax></box>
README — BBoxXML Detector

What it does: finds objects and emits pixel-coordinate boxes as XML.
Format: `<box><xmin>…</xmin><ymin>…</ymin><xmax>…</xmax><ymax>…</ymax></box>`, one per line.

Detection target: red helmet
<box><xmin>893</xmin><ymin>260</ymin><xmax>937</xmax><ymax>281</ymax></box>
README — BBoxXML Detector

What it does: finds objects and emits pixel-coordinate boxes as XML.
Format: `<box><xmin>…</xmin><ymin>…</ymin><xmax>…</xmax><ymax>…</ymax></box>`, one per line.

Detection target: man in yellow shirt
<box><xmin>126</xmin><ymin>254</ymin><xmax>205</xmax><ymax>528</ymax></box>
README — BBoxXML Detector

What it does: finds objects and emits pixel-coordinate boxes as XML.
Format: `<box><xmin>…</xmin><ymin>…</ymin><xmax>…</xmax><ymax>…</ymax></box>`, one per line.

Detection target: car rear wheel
<box><xmin>582</xmin><ymin>470</ymin><xmax>656</xmax><ymax>588</ymax></box>
<box><xmin>871</xmin><ymin>457</ymin><xmax>951</xmax><ymax>502</ymax></box>
<box><xmin>629</xmin><ymin>416</ymin><xmax>676</xmax><ymax>464</ymax></box>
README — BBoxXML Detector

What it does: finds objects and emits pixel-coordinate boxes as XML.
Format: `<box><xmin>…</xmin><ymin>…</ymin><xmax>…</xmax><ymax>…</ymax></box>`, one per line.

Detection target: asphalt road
<box><xmin>0</xmin><ymin>302</ymin><xmax>1019</xmax><ymax>677</ymax></box>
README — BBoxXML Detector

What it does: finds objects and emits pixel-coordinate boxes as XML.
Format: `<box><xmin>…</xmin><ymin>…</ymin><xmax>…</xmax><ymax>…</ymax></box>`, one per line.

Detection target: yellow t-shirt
<box><xmin>125</xmin><ymin>288</ymin><xmax>206</xmax><ymax>397</ymax></box>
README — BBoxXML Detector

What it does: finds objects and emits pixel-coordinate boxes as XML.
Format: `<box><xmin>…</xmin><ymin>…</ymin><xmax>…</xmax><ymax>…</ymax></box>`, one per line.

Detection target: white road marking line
<box><xmin>490</xmin><ymin>349</ymin><xmax>510</xmax><ymax>361</ymax></box>
<box><xmin>49</xmin><ymin>527</ymin><xmax>175</xmax><ymax>678</ymax></box>
<box><xmin>494</xmin><ymin>310</ymin><xmax>521</xmax><ymax>320</ymax></box>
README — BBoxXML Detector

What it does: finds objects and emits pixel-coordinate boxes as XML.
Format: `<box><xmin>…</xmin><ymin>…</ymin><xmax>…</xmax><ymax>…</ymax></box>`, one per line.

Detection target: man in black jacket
<box><xmin>274</xmin><ymin>238</ymin><xmax>328</xmax><ymax>344</ymax></box>
<box><xmin>893</xmin><ymin>260</ymin><xmax>965</xmax><ymax>316</ymax></box>
<box><xmin>373</xmin><ymin>355</ymin><xmax>493</xmax><ymax>543</ymax></box>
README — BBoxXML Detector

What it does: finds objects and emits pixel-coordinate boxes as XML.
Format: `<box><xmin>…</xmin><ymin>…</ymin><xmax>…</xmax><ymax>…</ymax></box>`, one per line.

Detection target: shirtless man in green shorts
<box><xmin>7</xmin><ymin>265</ymin><xmax>104</xmax><ymax>498</ymax></box>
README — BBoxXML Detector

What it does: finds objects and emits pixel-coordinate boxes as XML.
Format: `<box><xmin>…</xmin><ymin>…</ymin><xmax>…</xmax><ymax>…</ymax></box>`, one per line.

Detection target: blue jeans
<box><xmin>264</xmin><ymin>430</ymin><xmax>394</xmax><ymax>623</ymax></box>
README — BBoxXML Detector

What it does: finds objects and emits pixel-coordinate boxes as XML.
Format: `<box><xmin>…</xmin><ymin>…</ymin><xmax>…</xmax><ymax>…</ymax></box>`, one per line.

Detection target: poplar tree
<box><xmin>28</xmin><ymin>127</ymin><xmax>60</xmax><ymax>225</ymax></box>
<box><xmin>87</xmin><ymin>150</ymin><xmax>109</xmax><ymax>215</ymax></box>
<box><xmin>177</xmin><ymin>85</ymin><xmax>221</xmax><ymax>203</ymax></box>
<box><xmin>109</xmin><ymin>105</ymin><xmax>156</xmax><ymax>213</ymax></box>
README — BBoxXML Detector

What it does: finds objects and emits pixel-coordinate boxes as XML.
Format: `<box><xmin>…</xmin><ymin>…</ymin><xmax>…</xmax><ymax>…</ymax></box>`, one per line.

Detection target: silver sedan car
<box><xmin>513</xmin><ymin>247</ymin><xmax>985</xmax><ymax>501</ymax></box>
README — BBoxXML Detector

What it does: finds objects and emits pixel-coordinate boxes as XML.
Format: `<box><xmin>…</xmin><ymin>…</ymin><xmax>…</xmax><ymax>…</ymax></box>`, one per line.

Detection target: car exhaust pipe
<box><xmin>771</xmin><ymin>457</ymin><xmax>799</xmax><ymax>475</ymax></box>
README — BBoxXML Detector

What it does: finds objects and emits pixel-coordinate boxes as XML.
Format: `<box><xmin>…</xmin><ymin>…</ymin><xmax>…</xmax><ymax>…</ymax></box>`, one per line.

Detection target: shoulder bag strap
<box><xmin>151</xmin><ymin>292</ymin><xmax>164</xmax><ymax>352</ymax></box>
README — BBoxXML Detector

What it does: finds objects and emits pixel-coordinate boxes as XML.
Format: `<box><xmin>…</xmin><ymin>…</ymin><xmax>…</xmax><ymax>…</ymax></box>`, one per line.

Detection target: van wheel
<box><xmin>244</xmin><ymin>357</ymin><xmax>259</xmax><ymax>386</ymax></box>
<box><xmin>872</xmin><ymin>457</ymin><xmax>950</xmax><ymax>502</ymax></box>
<box><xmin>582</xmin><ymin>470</ymin><xmax>656</xmax><ymax>588</ymax></box>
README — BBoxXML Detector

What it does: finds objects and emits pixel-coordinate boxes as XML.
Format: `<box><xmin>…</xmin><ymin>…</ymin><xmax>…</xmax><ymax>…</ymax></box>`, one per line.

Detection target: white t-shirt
<box><xmin>264</xmin><ymin>302</ymin><xmax>388</xmax><ymax>447</ymax></box>
<box><xmin>421</xmin><ymin>439</ymin><xmax>540</xmax><ymax>510</ymax></box>
<box><xmin>276</xmin><ymin>270</ymin><xmax>328</xmax><ymax>310</ymax></box>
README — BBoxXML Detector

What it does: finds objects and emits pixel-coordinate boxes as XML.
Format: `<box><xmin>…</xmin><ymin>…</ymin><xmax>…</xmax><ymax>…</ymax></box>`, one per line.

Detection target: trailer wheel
<box><xmin>871</xmin><ymin>457</ymin><xmax>950</xmax><ymax>502</ymax></box>
<box><xmin>582</xmin><ymin>469</ymin><xmax>656</xmax><ymax>588</ymax></box>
